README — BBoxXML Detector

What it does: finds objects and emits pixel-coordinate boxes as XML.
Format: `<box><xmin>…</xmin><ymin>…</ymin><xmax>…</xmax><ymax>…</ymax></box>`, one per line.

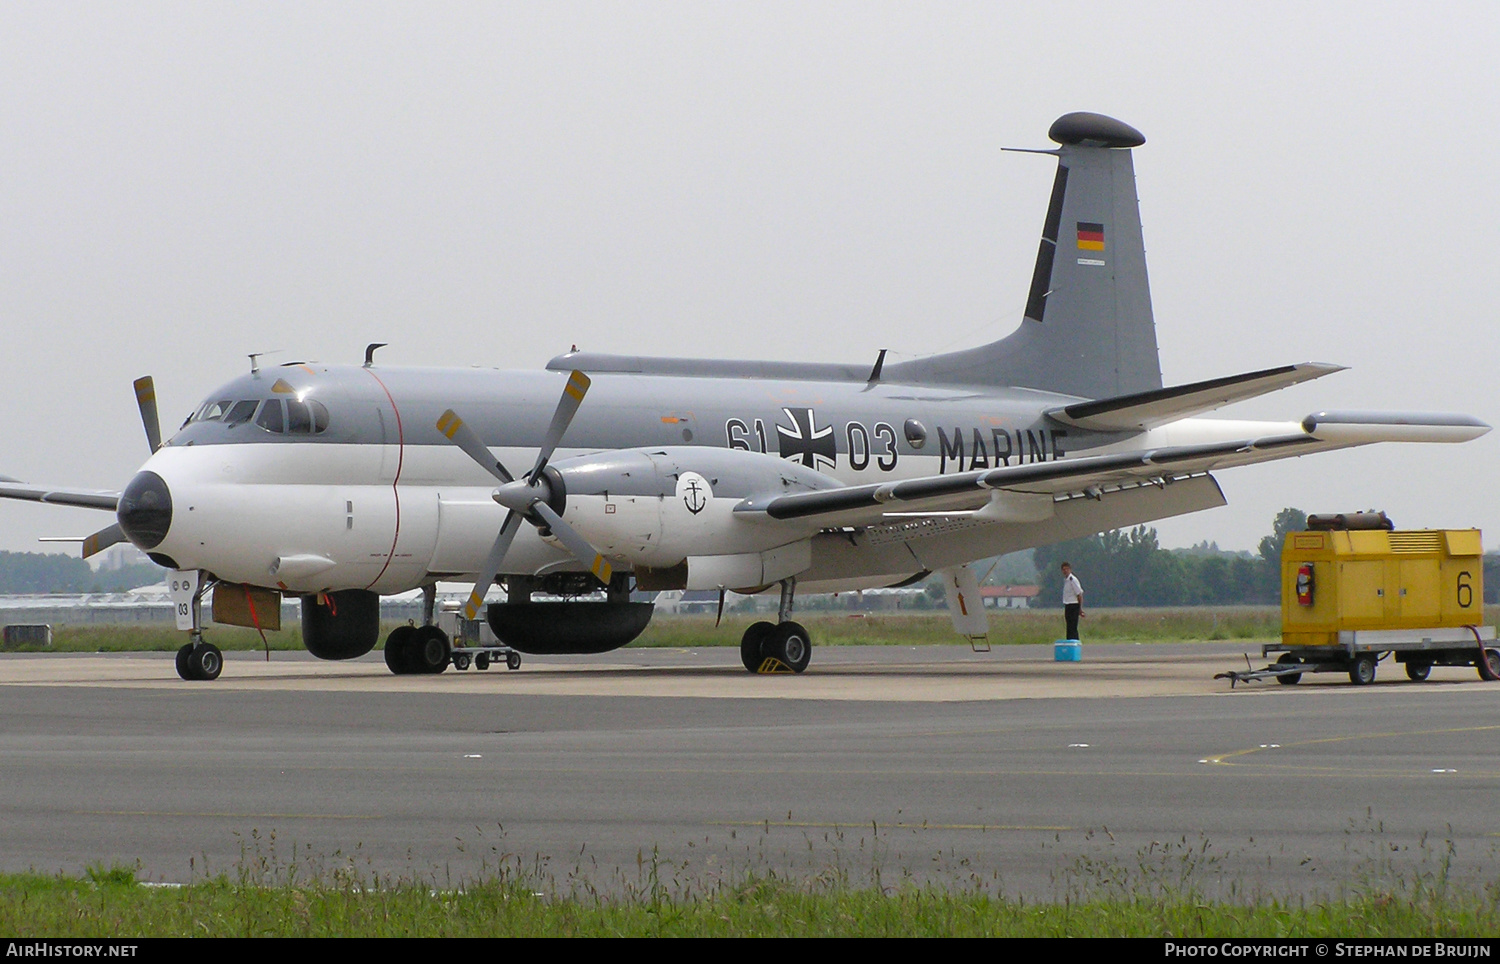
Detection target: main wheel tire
<box><xmin>1478</xmin><ymin>648</ymin><xmax>1500</xmax><ymax>681</ymax></box>
<box><xmin>1349</xmin><ymin>653</ymin><xmax>1377</xmax><ymax>686</ymax></box>
<box><xmin>412</xmin><ymin>626</ymin><xmax>451</xmax><ymax>674</ymax></box>
<box><xmin>740</xmin><ymin>621</ymin><xmax>775</xmax><ymax>672</ymax></box>
<box><xmin>175</xmin><ymin>643</ymin><xmax>197</xmax><ymax>681</ymax></box>
<box><xmin>189</xmin><ymin>643</ymin><xmax>223</xmax><ymax>681</ymax></box>
<box><xmin>1275</xmin><ymin>652</ymin><xmax>1302</xmax><ymax>685</ymax></box>
<box><xmin>1405</xmin><ymin>661</ymin><xmax>1432</xmax><ymax>682</ymax></box>
<box><xmin>765</xmin><ymin>622</ymin><xmax>812</xmax><ymax>674</ymax></box>
<box><xmin>384</xmin><ymin>625</ymin><xmax>418</xmax><ymax>675</ymax></box>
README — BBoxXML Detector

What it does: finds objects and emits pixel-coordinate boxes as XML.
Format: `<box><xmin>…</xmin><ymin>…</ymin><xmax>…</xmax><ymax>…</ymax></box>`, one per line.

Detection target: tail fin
<box><xmin>888</xmin><ymin>112</ymin><xmax>1162</xmax><ymax>400</ymax></box>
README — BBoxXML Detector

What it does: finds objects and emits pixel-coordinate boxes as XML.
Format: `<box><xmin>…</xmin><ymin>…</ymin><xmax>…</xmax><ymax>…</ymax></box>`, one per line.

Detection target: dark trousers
<box><xmin>1064</xmin><ymin>603</ymin><xmax>1081</xmax><ymax>641</ymax></box>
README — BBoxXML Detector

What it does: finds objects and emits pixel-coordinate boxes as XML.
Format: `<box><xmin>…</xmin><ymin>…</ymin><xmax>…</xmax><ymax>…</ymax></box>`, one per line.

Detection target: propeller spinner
<box><xmin>437</xmin><ymin>370</ymin><xmax>613</xmax><ymax>620</ymax></box>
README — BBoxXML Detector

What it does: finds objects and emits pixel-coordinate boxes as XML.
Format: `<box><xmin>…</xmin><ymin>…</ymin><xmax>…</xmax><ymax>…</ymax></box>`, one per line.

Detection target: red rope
<box><xmin>245</xmin><ymin>585</ymin><xmax>270</xmax><ymax>662</ymax></box>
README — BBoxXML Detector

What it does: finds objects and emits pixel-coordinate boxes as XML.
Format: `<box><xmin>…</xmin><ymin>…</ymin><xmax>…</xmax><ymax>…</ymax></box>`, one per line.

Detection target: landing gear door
<box><xmin>169</xmin><ymin>570</ymin><xmax>201</xmax><ymax>631</ymax></box>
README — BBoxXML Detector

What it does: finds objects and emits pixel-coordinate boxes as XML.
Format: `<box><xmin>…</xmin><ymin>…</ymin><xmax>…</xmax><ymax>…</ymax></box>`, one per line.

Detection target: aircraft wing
<box><xmin>737</xmin><ymin>410</ymin><xmax>1488</xmax><ymax>527</ymax></box>
<box><xmin>0</xmin><ymin>481</ymin><xmax>120</xmax><ymax>511</ymax></box>
<box><xmin>1046</xmin><ymin>363</ymin><xmax>1344</xmax><ymax>432</ymax></box>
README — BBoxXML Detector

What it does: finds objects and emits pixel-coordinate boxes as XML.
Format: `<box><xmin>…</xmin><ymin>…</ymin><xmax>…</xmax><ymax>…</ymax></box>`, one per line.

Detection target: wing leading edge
<box><xmin>0</xmin><ymin>482</ymin><xmax>120</xmax><ymax>512</ymax></box>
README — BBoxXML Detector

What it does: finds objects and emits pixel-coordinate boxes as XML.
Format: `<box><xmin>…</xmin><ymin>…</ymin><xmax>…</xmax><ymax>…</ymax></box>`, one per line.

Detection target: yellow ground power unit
<box><xmin>1218</xmin><ymin>513</ymin><xmax>1499</xmax><ymax>687</ymax></box>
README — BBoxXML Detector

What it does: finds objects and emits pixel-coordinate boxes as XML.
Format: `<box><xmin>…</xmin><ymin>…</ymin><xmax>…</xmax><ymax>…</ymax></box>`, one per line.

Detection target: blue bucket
<box><xmin>1054</xmin><ymin>639</ymin><xmax>1081</xmax><ymax>662</ymax></box>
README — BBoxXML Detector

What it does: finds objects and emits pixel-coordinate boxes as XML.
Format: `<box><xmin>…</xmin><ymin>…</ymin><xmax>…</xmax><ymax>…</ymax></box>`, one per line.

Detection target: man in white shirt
<box><xmin>1060</xmin><ymin>562</ymin><xmax>1084</xmax><ymax>641</ymax></box>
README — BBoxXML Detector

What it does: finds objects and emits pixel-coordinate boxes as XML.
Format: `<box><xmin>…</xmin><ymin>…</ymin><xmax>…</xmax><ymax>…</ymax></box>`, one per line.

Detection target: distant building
<box><xmin>980</xmin><ymin>585</ymin><xmax>1039</xmax><ymax>609</ymax></box>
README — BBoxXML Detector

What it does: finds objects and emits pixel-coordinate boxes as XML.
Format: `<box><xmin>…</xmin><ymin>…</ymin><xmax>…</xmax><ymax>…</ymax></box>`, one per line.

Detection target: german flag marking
<box><xmin>1076</xmin><ymin>221</ymin><xmax>1105</xmax><ymax>251</ymax></box>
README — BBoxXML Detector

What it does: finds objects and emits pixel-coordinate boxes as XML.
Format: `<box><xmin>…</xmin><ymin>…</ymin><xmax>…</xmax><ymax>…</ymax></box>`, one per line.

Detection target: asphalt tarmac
<box><xmin>0</xmin><ymin>642</ymin><xmax>1496</xmax><ymax>898</ymax></box>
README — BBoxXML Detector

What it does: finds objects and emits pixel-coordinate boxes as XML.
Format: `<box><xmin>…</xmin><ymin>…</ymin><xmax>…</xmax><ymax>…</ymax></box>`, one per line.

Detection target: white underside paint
<box><xmin>134</xmin><ymin>412</ymin><xmax>1444</xmax><ymax>597</ymax></box>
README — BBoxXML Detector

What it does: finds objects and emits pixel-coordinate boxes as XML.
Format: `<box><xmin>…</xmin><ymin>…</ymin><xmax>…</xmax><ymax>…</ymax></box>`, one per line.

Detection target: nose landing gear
<box><xmin>174</xmin><ymin>575</ymin><xmax>222</xmax><ymax>681</ymax></box>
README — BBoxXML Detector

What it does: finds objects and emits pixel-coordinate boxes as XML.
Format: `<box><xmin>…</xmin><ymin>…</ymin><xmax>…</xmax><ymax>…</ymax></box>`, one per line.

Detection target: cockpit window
<box><xmin>255</xmin><ymin>400</ymin><xmax>286</xmax><ymax>433</ymax></box>
<box><xmin>253</xmin><ymin>398</ymin><xmax>330</xmax><ymax>435</ymax></box>
<box><xmin>224</xmin><ymin>400</ymin><xmax>258</xmax><ymax>425</ymax></box>
<box><xmin>193</xmin><ymin>400</ymin><xmax>233</xmax><ymax>422</ymax></box>
<box><xmin>191</xmin><ymin>399</ymin><xmax>261</xmax><ymax>427</ymax></box>
<box><xmin>286</xmin><ymin>400</ymin><xmax>312</xmax><ymax>434</ymax></box>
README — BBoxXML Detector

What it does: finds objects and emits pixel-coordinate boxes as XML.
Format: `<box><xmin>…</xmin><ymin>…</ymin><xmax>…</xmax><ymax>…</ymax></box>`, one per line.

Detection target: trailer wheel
<box><xmin>475</xmin><ymin>652</ymin><xmax>490</xmax><ymax>671</ymax></box>
<box><xmin>1405</xmin><ymin>661</ymin><xmax>1431</xmax><ymax>682</ymax></box>
<box><xmin>1275</xmin><ymin>652</ymin><xmax>1302</xmax><ymax>685</ymax></box>
<box><xmin>1349</xmin><ymin>653</ymin><xmax>1377</xmax><ymax>686</ymax></box>
<box><xmin>1478</xmin><ymin>648</ymin><xmax>1500</xmax><ymax>682</ymax></box>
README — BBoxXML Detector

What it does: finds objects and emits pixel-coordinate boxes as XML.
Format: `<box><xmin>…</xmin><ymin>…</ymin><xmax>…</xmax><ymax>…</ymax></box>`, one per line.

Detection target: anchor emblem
<box><xmin>675</xmin><ymin>471</ymin><xmax>712</xmax><ymax>516</ymax></box>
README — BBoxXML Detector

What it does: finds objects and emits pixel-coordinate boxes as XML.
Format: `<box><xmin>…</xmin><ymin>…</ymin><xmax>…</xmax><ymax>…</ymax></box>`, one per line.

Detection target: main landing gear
<box><xmin>175</xmin><ymin>577</ymin><xmax>222</xmax><ymax>681</ymax></box>
<box><xmin>740</xmin><ymin>578</ymin><xmax>812</xmax><ymax>674</ymax></box>
<box><xmin>384</xmin><ymin>583</ymin><xmax>452</xmax><ymax>675</ymax></box>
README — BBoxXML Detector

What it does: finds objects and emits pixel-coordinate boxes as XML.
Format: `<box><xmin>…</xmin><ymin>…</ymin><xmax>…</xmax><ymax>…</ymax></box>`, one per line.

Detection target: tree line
<box><xmin>0</xmin><ymin>552</ymin><xmax>165</xmax><ymax>594</ymax></box>
<box><xmin>1033</xmin><ymin>509</ymin><xmax>1500</xmax><ymax>608</ymax></box>
<box><xmin>1032</xmin><ymin>509</ymin><xmax>1304</xmax><ymax>607</ymax></box>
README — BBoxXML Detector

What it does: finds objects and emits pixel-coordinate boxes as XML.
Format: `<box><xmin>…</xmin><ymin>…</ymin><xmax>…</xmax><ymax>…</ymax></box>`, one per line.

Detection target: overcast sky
<box><xmin>1</xmin><ymin>2</ymin><xmax>1496</xmax><ymax>556</ymax></box>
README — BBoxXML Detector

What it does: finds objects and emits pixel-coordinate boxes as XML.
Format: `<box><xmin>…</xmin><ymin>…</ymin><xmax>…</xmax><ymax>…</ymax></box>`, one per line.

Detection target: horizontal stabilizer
<box><xmin>1049</xmin><ymin>363</ymin><xmax>1344</xmax><ymax>431</ymax></box>
<box><xmin>1301</xmin><ymin>410</ymin><xmax>1491</xmax><ymax>444</ymax></box>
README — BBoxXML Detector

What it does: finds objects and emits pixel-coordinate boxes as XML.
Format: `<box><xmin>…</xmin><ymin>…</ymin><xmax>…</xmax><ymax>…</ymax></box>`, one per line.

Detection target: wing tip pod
<box><xmin>1302</xmin><ymin>410</ymin><xmax>1491</xmax><ymax>444</ymax></box>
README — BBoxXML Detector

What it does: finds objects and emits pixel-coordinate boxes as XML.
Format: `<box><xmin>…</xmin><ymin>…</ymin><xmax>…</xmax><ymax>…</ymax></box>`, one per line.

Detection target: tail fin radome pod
<box><xmin>888</xmin><ymin>111</ymin><xmax>1163</xmax><ymax>400</ymax></box>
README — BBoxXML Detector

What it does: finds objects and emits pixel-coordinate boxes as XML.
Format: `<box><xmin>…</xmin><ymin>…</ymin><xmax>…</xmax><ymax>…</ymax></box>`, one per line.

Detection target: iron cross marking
<box><xmin>776</xmin><ymin>407</ymin><xmax>836</xmax><ymax>470</ymax></box>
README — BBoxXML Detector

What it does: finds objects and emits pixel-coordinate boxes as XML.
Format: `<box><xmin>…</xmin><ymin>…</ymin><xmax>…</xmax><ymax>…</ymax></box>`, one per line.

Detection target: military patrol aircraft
<box><xmin>0</xmin><ymin>112</ymin><xmax>1487</xmax><ymax>681</ymax></box>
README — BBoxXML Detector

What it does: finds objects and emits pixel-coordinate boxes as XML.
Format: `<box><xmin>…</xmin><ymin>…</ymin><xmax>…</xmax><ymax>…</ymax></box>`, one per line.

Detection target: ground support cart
<box><xmin>1217</xmin><ymin>521</ymin><xmax>1500</xmax><ymax>687</ymax></box>
<box><xmin>1218</xmin><ymin>625</ymin><xmax>1500</xmax><ymax>687</ymax></box>
<box><xmin>437</xmin><ymin>607</ymin><xmax>522</xmax><ymax>672</ymax></box>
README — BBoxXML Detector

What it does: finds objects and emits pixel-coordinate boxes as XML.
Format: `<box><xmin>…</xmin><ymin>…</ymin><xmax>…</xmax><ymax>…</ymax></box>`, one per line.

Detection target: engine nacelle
<box><xmin>300</xmin><ymin>588</ymin><xmax>380</xmax><ymax>660</ymax></box>
<box><xmin>547</xmin><ymin>447</ymin><xmax>838</xmax><ymax>568</ymax></box>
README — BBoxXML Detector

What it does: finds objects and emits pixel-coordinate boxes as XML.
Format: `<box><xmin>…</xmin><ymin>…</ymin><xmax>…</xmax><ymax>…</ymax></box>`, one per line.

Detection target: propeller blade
<box><xmin>133</xmin><ymin>377</ymin><xmax>162</xmax><ymax>454</ymax></box>
<box><xmin>436</xmin><ymin>410</ymin><xmax>515</xmax><ymax>484</ymax></box>
<box><xmin>530</xmin><ymin>501</ymin><xmax>612</xmax><ymax>587</ymax></box>
<box><xmin>462</xmin><ymin>510</ymin><xmax>525</xmax><ymax>620</ymax></box>
<box><xmin>526</xmin><ymin>370</ymin><xmax>591</xmax><ymax>481</ymax></box>
<box><xmin>82</xmin><ymin>523</ymin><xmax>126</xmax><ymax>559</ymax></box>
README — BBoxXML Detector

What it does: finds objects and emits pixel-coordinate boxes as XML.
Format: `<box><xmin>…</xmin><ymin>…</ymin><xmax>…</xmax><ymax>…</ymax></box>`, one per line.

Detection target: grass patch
<box><xmin>0</xmin><ymin>867</ymin><xmax>1496</xmax><ymax>937</ymax></box>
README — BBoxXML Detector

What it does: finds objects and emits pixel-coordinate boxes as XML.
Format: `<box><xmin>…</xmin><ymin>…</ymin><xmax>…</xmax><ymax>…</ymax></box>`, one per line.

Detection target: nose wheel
<box><xmin>175</xmin><ymin>641</ymin><xmax>223</xmax><ymax>681</ymax></box>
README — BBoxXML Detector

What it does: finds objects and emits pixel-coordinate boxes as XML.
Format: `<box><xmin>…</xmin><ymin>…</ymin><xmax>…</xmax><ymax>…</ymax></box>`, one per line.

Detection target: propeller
<box><xmin>133</xmin><ymin>376</ymin><xmax>162</xmax><ymax>454</ymax></box>
<box><xmin>437</xmin><ymin>370</ymin><xmax>613</xmax><ymax>620</ymax></box>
